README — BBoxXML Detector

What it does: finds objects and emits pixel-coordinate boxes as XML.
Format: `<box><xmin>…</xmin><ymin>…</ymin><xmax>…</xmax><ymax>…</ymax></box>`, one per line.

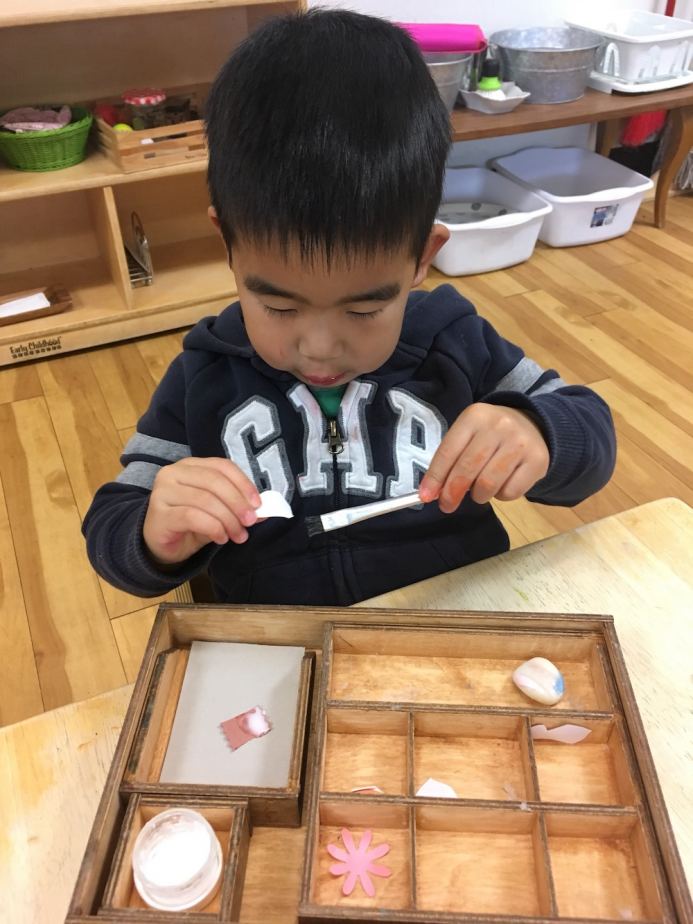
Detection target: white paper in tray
<box><xmin>0</xmin><ymin>292</ymin><xmax>50</xmax><ymax>319</ymax></box>
<box><xmin>160</xmin><ymin>641</ymin><xmax>305</xmax><ymax>788</ymax></box>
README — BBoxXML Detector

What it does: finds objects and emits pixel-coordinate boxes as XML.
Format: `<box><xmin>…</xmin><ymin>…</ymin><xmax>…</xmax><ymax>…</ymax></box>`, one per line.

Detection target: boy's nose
<box><xmin>298</xmin><ymin>326</ymin><xmax>342</xmax><ymax>361</ymax></box>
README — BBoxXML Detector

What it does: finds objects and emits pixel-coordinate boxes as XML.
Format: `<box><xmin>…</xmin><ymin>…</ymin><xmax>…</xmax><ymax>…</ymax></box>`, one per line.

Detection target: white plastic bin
<box><xmin>565</xmin><ymin>10</ymin><xmax>693</xmax><ymax>83</ymax></box>
<box><xmin>490</xmin><ymin>147</ymin><xmax>653</xmax><ymax>247</ymax></box>
<box><xmin>433</xmin><ymin>167</ymin><xmax>551</xmax><ymax>276</ymax></box>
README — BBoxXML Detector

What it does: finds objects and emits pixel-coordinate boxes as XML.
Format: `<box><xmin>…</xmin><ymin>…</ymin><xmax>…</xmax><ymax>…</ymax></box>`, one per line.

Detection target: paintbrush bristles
<box><xmin>305</xmin><ymin>515</ymin><xmax>324</xmax><ymax>538</ymax></box>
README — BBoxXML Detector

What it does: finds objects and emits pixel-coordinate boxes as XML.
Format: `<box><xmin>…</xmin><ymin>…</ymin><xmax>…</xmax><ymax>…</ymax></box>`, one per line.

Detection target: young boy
<box><xmin>83</xmin><ymin>10</ymin><xmax>616</xmax><ymax>606</ymax></box>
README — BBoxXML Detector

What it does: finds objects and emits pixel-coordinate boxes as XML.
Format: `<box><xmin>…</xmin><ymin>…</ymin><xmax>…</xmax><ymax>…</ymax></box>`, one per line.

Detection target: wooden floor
<box><xmin>1</xmin><ymin>197</ymin><xmax>692</xmax><ymax>726</ymax></box>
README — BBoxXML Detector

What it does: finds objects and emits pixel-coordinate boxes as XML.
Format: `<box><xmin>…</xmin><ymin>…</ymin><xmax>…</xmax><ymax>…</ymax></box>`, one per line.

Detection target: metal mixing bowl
<box><xmin>489</xmin><ymin>27</ymin><xmax>602</xmax><ymax>103</ymax></box>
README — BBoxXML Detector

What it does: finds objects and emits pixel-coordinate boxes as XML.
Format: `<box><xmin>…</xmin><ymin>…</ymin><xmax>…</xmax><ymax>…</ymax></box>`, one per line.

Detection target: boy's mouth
<box><xmin>302</xmin><ymin>373</ymin><xmax>345</xmax><ymax>386</ymax></box>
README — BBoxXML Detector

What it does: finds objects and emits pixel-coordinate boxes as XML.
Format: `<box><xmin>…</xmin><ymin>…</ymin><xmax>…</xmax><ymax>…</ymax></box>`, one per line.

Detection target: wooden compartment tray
<box><xmin>0</xmin><ymin>284</ymin><xmax>71</xmax><ymax>327</ymax></box>
<box><xmin>299</xmin><ymin>621</ymin><xmax>689</xmax><ymax>923</ymax></box>
<box><xmin>65</xmin><ymin>605</ymin><xmax>691</xmax><ymax>924</ymax></box>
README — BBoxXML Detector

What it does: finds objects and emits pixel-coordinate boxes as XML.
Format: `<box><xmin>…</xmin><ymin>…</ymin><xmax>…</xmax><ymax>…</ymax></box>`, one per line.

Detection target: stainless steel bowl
<box><xmin>424</xmin><ymin>52</ymin><xmax>476</xmax><ymax>113</ymax></box>
<box><xmin>490</xmin><ymin>27</ymin><xmax>602</xmax><ymax>104</ymax></box>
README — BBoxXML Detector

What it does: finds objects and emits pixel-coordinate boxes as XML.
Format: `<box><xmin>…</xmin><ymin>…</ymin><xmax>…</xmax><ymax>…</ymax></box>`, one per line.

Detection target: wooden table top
<box><xmin>2</xmin><ymin>497</ymin><xmax>691</xmax><ymax>923</ymax></box>
<box><xmin>450</xmin><ymin>84</ymin><xmax>693</xmax><ymax>141</ymax></box>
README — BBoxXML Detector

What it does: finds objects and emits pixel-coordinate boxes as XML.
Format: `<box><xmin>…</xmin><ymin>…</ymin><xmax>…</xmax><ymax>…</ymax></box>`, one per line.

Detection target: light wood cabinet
<box><xmin>0</xmin><ymin>0</ymin><xmax>301</xmax><ymax>366</ymax></box>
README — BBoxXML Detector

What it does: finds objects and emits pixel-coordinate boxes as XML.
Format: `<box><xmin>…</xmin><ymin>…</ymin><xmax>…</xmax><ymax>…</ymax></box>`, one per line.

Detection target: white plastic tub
<box><xmin>565</xmin><ymin>10</ymin><xmax>693</xmax><ymax>83</ymax></box>
<box><xmin>490</xmin><ymin>147</ymin><xmax>653</xmax><ymax>247</ymax></box>
<box><xmin>433</xmin><ymin>167</ymin><xmax>551</xmax><ymax>276</ymax></box>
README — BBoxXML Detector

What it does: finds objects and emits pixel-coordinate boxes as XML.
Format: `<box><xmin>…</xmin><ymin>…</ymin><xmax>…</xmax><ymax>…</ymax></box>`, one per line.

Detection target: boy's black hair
<box><xmin>206</xmin><ymin>9</ymin><xmax>450</xmax><ymax>266</ymax></box>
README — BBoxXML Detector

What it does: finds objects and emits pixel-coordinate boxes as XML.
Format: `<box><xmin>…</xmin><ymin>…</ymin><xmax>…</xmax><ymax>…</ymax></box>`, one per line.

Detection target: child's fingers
<box><xmin>496</xmin><ymin>461</ymin><xmax>541</xmax><ymax>501</ymax></box>
<box><xmin>186</xmin><ymin>457</ymin><xmax>261</xmax><ymax>507</ymax></box>
<box><xmin>419</xmin><ymin>419</ymin><xmax>475</xmax><ymax>503</ymax></box>
<box><xmin>165</xmin><ymin>505</ymin><xmax>248</xmax><ymax>546</ymax></box>
<box><xmin>169</xmin><ymin>468</ymin><xmax>258</xmax><ymax>528</ymax></box>
<box><xmin>468</xmin><ymin>449</ymin><xmax>522</xmax><ymax>504</ymax></box>
<box><xmin>437</xmin><ymin>430</ymin><xmax>499</xmax><ymax>513</ymax></box>
<box><xmin>165</xmin><ymin>486</ymin><xmax>248</xmax><ymax>541</ymax></box>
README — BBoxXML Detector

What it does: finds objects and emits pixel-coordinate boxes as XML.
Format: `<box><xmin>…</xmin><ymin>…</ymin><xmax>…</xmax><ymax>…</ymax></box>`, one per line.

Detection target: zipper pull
<box><xmin>327</xmin><ymin>419</ymin><xmax>344</xmax><ymax>455</ymax></box>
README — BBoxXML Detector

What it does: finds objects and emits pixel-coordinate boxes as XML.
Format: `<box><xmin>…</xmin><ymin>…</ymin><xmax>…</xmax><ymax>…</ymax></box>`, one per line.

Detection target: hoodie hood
<box><xmin>182</xmin><ymin>284</ymin><xmax>477</xmax><ymax>387</ymax></box>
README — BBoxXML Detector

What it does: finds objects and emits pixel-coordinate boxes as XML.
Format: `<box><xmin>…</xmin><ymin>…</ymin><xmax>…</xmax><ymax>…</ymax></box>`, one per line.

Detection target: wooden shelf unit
<box><xmin>3</xmin><ymin>1</ymin><xmax>690</xmax><ymax>368</ymax></box>
<box><xmin>0</xmin><ymin>0</ymin><xmax>301</xmax><ymax>367</ymax></box>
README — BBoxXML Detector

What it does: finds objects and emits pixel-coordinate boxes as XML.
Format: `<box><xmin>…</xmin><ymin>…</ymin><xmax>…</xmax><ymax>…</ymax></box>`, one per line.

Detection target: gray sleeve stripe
<box><xmin>488</xmin><ymin>357</ymin><xmax>565</xmax><ymax>396</ymax></box>
<box><xmin>123</xmin><ymin>432</ymin><xmax>191</xmax><ymax>462</ymax></box>
<box><xmin>115</xmin><ymin>460</ymin><xmax>160</xmax><ymax>490</ymax></box>
<box><xmin>529</xmin><ymin>377</ymin><xmax>567</xmax><ymax>396</ymax></box>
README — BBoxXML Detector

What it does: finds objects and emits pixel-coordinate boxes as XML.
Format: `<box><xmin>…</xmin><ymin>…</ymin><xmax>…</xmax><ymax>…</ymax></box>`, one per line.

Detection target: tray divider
<box><xmin>535</xmin><ymin>811</ymin><xmax>559</xmax><ymax>918</ymax></box>
<box><xmin>407</xmin><ymin>711</ymin><xmax>415</xmax><ymax>799</ymax></box>
<box><xmin>100</xmin><ymin>793</ymin><xmax>141</xmax><ymax>909</ymax></box>
<box><xmin>219</xmin><ymin>802</ymin><xmax>251</xmax><ymax>922</ymax></box>
<box><xmin>592</xmin><ymin>640</ymin><xmax>620</xmax><ymax>711</ymax></box>
<box><xmin>408</xmin><ymin>802</ymin><xmax>418</xmax><ymax>911</ymax></box>
<box><xmin>147</xmin><ymin>647</ymin><xmax>190</xmax><ymax>782</ymax></box>
<box><xmin>522</xmin><ymin>716</ymin><xmax>542</xmax><ymax>804</ymax></box>
<box><xmin>287</xmin><ymin>653</ymin><xmax>315</xmax><ymax>792</ymax></box>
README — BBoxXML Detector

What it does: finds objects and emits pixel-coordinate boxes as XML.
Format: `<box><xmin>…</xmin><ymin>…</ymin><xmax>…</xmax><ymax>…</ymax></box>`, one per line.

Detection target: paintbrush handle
<box><xmin>320</xmin><ymin>492</ymin><xmax>422</xmax><ymax>532</ymax></box>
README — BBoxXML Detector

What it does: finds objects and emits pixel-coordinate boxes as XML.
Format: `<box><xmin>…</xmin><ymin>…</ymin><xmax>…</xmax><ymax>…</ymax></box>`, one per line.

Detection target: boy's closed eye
<box><xmin>263</xmin><ymin>304</ymin><xmax>296</xmax><ymax>318</ymax></box>
<box><xmin>262</xmin><ymin>303</ymin><xmax>384</xmax><ymax>320</ymax></box>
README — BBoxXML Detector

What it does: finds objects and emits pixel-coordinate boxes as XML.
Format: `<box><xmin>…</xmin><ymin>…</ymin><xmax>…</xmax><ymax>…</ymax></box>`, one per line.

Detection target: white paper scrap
<box><xmin>531</xmin><ymin>723</ymin><xmax>591</xmax><ymax>744</ymax></box>
<box><xmin>416</xmin><ymin>778</ymin><xmax>458</xmax><ymax>798</ymax></box>
<box><xmin>255</xmin><ymin>490</ymin><xmax>293</xmax><ymax>519</ymax></box>
<box><xmin>0</xmin><ymin>291</ymin><xmax>50</xmax><ymax>319</ymax></box>
<box><xmin>160</xmin><ymin>641</ymin><xmax>305</xmax><ymax>787</ymax></box>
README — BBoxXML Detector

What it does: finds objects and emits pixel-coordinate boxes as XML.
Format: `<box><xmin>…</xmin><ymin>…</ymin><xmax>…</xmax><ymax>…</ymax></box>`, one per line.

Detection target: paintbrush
<box><xmin>306</xmin><ymin>492</ymin><xmax>423</xmax><ymax>537</ymax></box>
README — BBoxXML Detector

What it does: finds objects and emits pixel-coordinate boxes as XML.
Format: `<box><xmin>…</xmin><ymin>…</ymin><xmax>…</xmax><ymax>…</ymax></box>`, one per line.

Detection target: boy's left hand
<box><xmin>419</xmin><ymin>403</ymin><xmax>550</xmax><ymax>512</ymax></box>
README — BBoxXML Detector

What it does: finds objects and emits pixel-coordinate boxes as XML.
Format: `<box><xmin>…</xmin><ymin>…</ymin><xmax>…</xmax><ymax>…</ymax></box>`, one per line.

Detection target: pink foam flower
<box><xmin>327</xmin><ymin>828</ymin><xmax>392</xmax><ymax>897</ymax></box>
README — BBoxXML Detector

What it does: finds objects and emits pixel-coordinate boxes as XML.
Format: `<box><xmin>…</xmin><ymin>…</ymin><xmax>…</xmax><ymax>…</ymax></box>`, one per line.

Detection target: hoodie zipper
<box><xmin>327</xmin><ymin>418</ymin><xmax>344</xmax><ymax>455</ymax></box>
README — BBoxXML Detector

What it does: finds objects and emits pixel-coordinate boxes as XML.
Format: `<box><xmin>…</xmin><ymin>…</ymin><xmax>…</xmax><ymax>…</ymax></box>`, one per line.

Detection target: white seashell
<box><xmin>255</xmin><ymin>490</ymin><xmax>293</xmax><ymax>519</ymax></box>
<box><xmin>513</xmin><ymin>657</ymin><xmax>565</xmax><ymax>706</ymax></box>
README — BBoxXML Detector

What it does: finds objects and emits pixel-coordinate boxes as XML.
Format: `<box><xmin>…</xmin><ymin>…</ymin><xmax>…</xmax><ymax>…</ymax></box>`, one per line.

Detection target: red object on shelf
<box><xmin>93</xmin><ymin>102</ymin><xmax>121</xmax><ymax>126</ymax></box>
<box><xmin>620</xmin><ymin>0</ymin><xmax>676</xmax><ymax>148</ymax></box>
<box><xmin>398</xmin><ymin>23</ymin><xmax>486</xmax><ymax>53</ymax></box>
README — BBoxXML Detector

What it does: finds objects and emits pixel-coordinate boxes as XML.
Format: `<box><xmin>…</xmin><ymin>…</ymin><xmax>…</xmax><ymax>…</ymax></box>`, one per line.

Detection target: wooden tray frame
<box><xmin>0</xmin><ymin>284</ymin><xmax>71</xmax><ymax>327</ymax></box>
<box><xmin>65</xmin><ymin>605</ymin><xmax>692</xmax><ymax>924</ymax></box>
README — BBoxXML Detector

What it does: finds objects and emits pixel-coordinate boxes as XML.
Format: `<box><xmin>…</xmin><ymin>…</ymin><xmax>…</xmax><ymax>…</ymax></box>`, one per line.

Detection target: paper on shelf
<box><xmin>416</xmin><ymin>778</ymin><xmax>458</xmax><ymax>798</ymax></box>
<box><xmin>0</xmin><ymin>291</ymin><xmax>50</xmax><ymax>319</ymax></box>
<box><xmin>530</xmin><ymin>723</ymin><xmax>591</xmax><ymax>744</ymax></box>
<box><xmin>160</xmin><ymin>641</ymin><xmax>305</xmax><ymax>787</ymax></box>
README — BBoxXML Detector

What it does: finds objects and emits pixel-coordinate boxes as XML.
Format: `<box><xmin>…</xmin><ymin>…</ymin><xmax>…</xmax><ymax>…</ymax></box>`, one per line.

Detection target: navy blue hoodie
<box><xmin>83</xmin><ymin>285</ymin><xmax>616</xmax><ymax>605</ymax></box>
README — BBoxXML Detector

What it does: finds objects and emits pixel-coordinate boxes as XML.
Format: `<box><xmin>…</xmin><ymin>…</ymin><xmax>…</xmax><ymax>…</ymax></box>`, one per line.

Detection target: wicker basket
<box><xmin>0</xmin><ymin>106</ymin><xmax>93</xmax><ymax>171</ymax></box>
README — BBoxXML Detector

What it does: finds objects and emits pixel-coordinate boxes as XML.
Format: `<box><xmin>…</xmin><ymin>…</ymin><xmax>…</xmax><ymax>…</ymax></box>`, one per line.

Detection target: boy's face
<box><xmin>215</xmin><ymin>221</ymin><xmax>448</xmax><ymax>387</ymax></box>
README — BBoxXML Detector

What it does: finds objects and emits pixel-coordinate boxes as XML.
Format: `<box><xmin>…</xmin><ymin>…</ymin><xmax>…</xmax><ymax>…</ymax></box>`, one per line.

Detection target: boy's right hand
<box><xmin>142</xmin><ymin>458</ymin><xmax>261</xmax><ymax>565</ymax></box>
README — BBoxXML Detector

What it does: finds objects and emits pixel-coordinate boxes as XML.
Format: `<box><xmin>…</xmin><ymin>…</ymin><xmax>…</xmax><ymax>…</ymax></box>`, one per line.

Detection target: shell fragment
<box><xmin>512</xmin><ymin>657</ymin><xmax>565</xmax><ymax>706</ymax></box>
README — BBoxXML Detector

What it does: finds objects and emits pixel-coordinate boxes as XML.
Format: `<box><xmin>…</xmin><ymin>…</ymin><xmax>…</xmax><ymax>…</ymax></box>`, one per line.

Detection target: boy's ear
<box><xmin>208</xmin><ymin>206</ymin><xmax>232</xmax><ymax>265</ymax></box>
<box><xmin>412</xmin><ymin>223</ymin><xmax>450</xmax><ymax>286</ymax></box>
<box><xmin>208</xmin><ymin>205</ymin><xmax>221</xmax><ymax>234</ymax></box>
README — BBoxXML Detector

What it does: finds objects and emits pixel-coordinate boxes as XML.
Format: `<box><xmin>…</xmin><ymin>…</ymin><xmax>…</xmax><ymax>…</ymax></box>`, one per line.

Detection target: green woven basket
<box><xmin>0</xmin><ymin>106</ymin><xmax>93</xmax><ymax>171</ymax></box>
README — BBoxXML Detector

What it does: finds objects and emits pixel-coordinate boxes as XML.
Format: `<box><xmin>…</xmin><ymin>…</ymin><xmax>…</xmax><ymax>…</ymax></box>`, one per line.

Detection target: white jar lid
<box><xmin>132</xmin><ymin>808</ymin><xmax>223</xmax><ymax>912</ymax></box>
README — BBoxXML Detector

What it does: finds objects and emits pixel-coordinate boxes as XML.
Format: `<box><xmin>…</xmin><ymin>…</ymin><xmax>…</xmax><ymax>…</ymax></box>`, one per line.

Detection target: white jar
<box><xmin>132</xmin><ymin>808</ymin><xmax>223</xmax><ymax>912</ymax></box>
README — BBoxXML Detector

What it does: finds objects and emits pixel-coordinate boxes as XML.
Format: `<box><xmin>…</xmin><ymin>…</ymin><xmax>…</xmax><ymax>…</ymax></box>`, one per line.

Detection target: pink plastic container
<box><xmin>398</xmin><ymin>23</ymin><xmax>486</xmax><ymax>53</ymax></box>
